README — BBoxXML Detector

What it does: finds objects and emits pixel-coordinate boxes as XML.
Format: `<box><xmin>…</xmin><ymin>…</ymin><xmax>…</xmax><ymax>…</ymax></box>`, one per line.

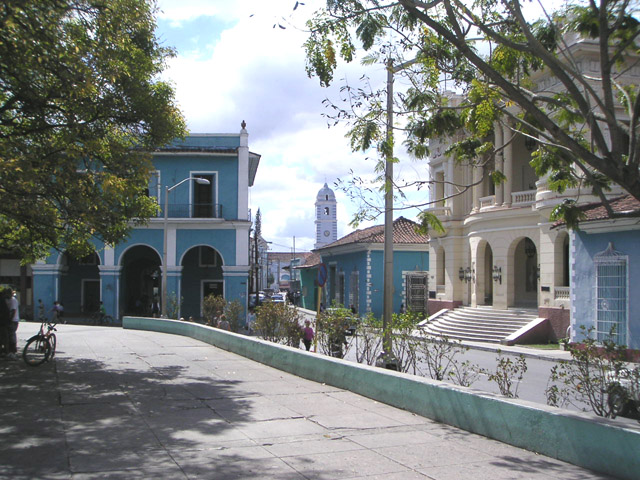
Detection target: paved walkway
<box><xmin>0</xmin><ymin>323</ymin><xmax>613</xmax><ymax>479</ymax></box>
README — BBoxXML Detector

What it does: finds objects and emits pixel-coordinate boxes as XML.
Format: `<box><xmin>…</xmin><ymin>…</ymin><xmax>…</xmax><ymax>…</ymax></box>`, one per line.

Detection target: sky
<box><xmin>155</xmin><ymin>0</ymin><xmax>428</xmax><ymax>253</ymax></box>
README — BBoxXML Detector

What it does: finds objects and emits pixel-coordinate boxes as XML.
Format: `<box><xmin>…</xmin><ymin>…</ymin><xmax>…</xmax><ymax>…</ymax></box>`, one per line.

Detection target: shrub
<box><xmin>203</xmin><ymin>294</ymin><xmax>226</xmax><ymax>326</ymax></box>
<box><xmin>255</xmin><ymin>302</ymin><xmax>301</xmax><ymax>346</ymax></box>
<box><xmin>545</xmin><ymin>326</ymin><xmax>634</xmax><ymax>418</ymax></box>
<box><xmin>481</xmin><ymin>352</ymin><xmax>527</xmax><ymax>398</ymax></box>
<box><xmin>417</xmin><ymin>333</ymin><xmax>479</xmax><ymax>387</ymax></box>
<box><xmin>316</xmin><ymin>304</ymin><xmax>353</xmax><ymax>358</ymax></box>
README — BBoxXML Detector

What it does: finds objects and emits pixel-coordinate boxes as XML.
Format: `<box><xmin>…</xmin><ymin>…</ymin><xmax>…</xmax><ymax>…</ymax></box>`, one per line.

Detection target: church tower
<box><xmin>314</xmin><ymin>183</ymin><xmax>337</xmax><ymax>249</ymax></box>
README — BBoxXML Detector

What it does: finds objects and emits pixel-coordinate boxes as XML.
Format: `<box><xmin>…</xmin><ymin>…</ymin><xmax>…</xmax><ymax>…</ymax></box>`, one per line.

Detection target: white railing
<box><xmin>424</xmin><ymin>206</ymin><xmax>452</xmax><ymax>218</ymax></box>
<box><xmin>554</xmin><ymin>286</ymin><xmax>570</xmax><ymax>300</ymax></box>
<box><xmin>479</xmin><ymin>195</ymin><xmax>496</xmax><ymax>210</ymax></box>
<box><xmin>511</xmin><ymin>190</ymin><xmax>536</xmax><ymax>206</ymax></box>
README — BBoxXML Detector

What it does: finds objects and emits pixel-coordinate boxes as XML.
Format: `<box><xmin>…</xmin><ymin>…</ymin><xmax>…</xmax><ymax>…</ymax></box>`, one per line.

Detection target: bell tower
<box><xmin>314</xmin><ymin>183</ymin><xmax>337</xmax><ymax>249</ymax></box>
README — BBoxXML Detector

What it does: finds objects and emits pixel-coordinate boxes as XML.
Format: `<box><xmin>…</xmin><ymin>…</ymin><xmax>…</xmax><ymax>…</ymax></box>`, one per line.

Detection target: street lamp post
<box><xmin>162</xmin><ymin>176</ymin><xmax>210</xmax><ymax>317</ymax></box>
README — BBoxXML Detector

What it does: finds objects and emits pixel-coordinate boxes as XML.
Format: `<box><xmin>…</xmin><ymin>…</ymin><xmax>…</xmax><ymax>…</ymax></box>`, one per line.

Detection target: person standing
<box><xmin>37</xmin><ymin>299</ymin><xmax>45</xmax><ymax>322</ymax></box>
<box><xmin>0</xmin><ymin>288</ymin><xmax>12</xmax><ymax>358</ymax></box>
<box><xmin>302</xmin><ymin>320</ymin><xmax>314</xmax><ymax>351</ymax></box>
<box><xmin>7</xmin><ymin>290</ymin><xmax>19</xmax><ymax>357</ymax></box>
<box><xmin>217</xmin><ymin>314</ymin><xmax>230</xmax><ymax>331</ymax></box>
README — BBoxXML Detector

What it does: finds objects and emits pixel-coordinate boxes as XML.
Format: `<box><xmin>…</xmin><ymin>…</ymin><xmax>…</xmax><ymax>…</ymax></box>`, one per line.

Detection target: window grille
<box><xmin>594</xmin><ymin>243</ymin><xmax>628</xmax><ymax>345</ymax></box>
<box><xmin>337</xmin><ymin>272</ymin><xmax>345</xmax><ymax>306</ymax></box>
<box><xmin>406</xmin><ymin>273</ymin><xmax>428</xmax><ymax>315</ymax></box>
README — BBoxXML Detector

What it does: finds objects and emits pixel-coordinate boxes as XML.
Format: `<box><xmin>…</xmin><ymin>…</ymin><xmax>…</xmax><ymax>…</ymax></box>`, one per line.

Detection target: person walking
<box><xmin>7</xmin><ymin>290</ymin><xmax>19</xmax><ymax>358</ymax></box>
<box><xmin>302</xmin><ymin>320</ymin><xmax>314</xmax><ymax>352</ymax></box>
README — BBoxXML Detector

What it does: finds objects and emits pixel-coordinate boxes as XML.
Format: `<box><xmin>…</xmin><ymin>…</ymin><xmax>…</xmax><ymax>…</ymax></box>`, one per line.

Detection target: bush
<box><xmin>203</xmin><ymin>294</ymin><xmax>226</xmax><ymax>326</ymax></box>
<box><xmin>225</xmin><ymin>299</ymin><xmax>244</xmax><ymax>333</ymax></box>
<box><xmin>316</xmin><ymin>304</ymin><xmax>352</xmax><ymax>358</ymax></box>
<box><xmin>545</xmin><ymin>326</ymin><xmax>634</xmax><ymax>418</ymax></box>
<box><xmin>255</xmin><ymin>302</ymin><xmax>301</xmax><ymax>347</ymax></box>
<box><xmin>354</xmin><ymin>313</ymin><xmax>382</xmax><ymax>365</ymax></box>
<box><xmin>481</xmin><ymin>352</ymin><xmax>527</xmax><ymax>398</ymax></box>
<box><xmin>417</xmin><ymin>333</ymin><xmax>479</xmax><ymax>387</ymax></box>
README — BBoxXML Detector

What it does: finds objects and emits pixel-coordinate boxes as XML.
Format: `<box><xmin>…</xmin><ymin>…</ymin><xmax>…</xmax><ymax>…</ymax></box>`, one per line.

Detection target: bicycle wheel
<box><xmin>23</xmin><ymin>335</ymin><xmax>51</xmax><ymax>366</ymax></box>
<box><xmin>48</xmin><ymin>333</ymin><xmax>57</xmax><ymax>360</ymax></box>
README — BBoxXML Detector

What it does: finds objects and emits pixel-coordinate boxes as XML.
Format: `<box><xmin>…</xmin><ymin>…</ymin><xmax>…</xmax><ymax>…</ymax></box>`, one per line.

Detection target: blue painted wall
<box><xmin>572</xmin><ymin>229</ymin><xmax>639</xmax><ymax>349</ymax></box>
<box><xmin>319</xmin><ymin>248</ymin><xmax>429</xmax><ymax>319</ymax></box>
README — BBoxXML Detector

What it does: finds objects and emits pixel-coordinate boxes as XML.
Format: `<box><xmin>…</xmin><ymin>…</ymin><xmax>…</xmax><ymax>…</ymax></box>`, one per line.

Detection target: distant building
<box><xmin>314</xmin><ymin>183</ymin><xmax>337</xmax><ymax>249</ymax></box>
<box><xmin>306</xmin><ymin>217</ymin><xmax>429</xmax><ymax>318</ymax></box>
<box><xmin>267</xmin><ymin>251</ymin><xmax>314</xmax><ymax>292</ymax></box>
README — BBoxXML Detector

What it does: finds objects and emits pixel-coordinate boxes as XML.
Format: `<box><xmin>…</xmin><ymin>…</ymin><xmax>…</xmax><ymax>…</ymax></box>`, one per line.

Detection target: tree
<box><xmin>303</xmin><ymin>0</ymin><xmax>640</xmax><ymax>228</ymax></box>
<box><xmin>0</xmin><ymin>0</ymin><xmax>186</xmax><ymax>262</ymax></box>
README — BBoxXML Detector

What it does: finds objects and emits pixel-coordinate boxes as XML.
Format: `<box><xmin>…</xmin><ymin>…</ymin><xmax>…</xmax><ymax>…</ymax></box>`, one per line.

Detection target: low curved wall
<box><xmin>123</xmin><ymin>316</ymin><xmax>640</xmax><ymax>479</ymax></box>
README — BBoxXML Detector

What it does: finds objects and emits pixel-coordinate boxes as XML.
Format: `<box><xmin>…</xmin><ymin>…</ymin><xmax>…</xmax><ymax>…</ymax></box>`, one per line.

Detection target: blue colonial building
<box><xmin>32</xmin><ymin>125</ymin><xmax>260</xmax><ymax>321</ymax></box>
<box><xmin>569</xmin><ymin>195</ymin><xmax>640</xmax><ymax>351</ymax></box>
<box><xmin>309</xmin><ymin>216</ymin><xmax>430</xmax><ymax>318</ymax></box>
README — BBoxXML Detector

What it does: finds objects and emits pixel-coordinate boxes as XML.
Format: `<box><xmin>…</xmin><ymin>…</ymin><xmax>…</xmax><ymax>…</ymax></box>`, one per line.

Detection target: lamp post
<box><xmin>162</xmin><ymin>176</ymin><xmax>210</xmax><ymax>317</ymax></box>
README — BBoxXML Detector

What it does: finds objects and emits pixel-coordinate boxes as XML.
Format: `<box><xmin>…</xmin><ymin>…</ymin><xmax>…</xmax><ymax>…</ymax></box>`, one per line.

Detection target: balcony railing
<box><xmin>479</xmin><ymin>195</ymin><xmax>496</xmax><ymax>210</ymax></box>
<box><xmin>511</xmin><ymin>190</ymin><xmax>536</xmax><ymax>206</ymax></box>
<box><xmin>160</xmin><ymin>203</ymin><xmax>223</xmax><ymax>219</ymax></box>
<box><xmin>554</xmin><ymin>286</ymin><xmax>570</xmax><ymax>300</ymax></box>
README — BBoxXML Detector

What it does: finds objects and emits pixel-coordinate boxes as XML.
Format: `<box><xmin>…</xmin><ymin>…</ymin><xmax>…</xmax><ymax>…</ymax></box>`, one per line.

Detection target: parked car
<box><xmin>271</xmin><ymin>293</ymin><xmax>286</xmax><ymax>304</ymax></box>
<box><xmin>607</xmin><ymin>367</ymin><xmax>640</xmax><ymax>418</ymax></box>
<box><xmin>248</xmin><ymin>292</ymin><xmax>265</xmax><ymax>308</ymax></box>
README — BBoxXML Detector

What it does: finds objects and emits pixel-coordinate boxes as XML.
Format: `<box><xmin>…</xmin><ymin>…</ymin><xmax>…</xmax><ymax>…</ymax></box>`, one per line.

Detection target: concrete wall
<box><xmin>124</xmin><ymin>316</ymin><xmax>640</xmax><ymax>480</ymax></box>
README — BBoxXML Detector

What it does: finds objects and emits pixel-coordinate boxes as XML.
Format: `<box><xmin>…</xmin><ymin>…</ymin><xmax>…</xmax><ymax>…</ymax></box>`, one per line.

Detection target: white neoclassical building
<box><xmin>426</xmin><ymin>36</ymin><xmax>631</xmax><ymax>339</ymax></box>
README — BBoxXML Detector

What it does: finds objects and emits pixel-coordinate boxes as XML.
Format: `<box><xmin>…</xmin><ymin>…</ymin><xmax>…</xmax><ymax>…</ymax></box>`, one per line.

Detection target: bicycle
<box><xmin>91</xmin><ymin>311</ymin><xmax>114</xmax><ymax>325</ymax></box>
<box><xmin>23</xmin><ymin>321</ymin><xmax>57</xmax><ymax>366</ymax></box>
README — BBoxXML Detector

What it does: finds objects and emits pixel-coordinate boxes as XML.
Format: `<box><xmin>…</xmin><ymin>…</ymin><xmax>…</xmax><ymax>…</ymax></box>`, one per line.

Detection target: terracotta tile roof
<box><xmin>267</xmin><ymin>252</ymin><xmax>313</xmax><ymax>263</ymax></box>
<box><xmin>315</xmin><ymin>216</ymin><xmax>429</xmax><ymax>251</ymax></box>
<box><xmin>299</xmin><ymin>252</ymin><xmax>322</xmax><ymax>268</ymax></box>
<box><xmin>578</xmin><ymin>194</ymin><xmax>640</xmax><ymax>221</ymax></box>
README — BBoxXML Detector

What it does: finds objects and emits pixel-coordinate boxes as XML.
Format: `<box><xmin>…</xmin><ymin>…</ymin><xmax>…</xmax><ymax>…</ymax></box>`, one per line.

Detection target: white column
<box><xmin>503</xmin><ymin>123</ymin><xmax>513</xmax><ymax>207</ymax></box>
<box><xmin>472</xmin><ymin>162</ymin><xmax>482</xmax><ymax>212</ymax></box>
<box><xmin>494</xmin><ymin>123</ymin><xmax>504</xmax><ymax>206</ymax></box>
<box><xmin>238</xmin><ymin>122</ymin><xmax>249</xmax><ymax>221</ymax></box>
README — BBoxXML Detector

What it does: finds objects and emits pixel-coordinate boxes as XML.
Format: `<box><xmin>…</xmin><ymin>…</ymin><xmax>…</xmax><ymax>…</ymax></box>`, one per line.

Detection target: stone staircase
<box><xmin>420</xmin><ymin>306</ymin><xmax>539</xmax><ymax>343</ymax></box>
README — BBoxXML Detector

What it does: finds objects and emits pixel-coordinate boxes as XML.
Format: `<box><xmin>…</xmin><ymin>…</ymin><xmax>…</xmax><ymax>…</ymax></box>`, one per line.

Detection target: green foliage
<box><xmin>203</xmin><ymin>294</ymin><xmax>226</xmax><ymax>326</ymax></box>
<box><xmin>225</xmin><ymin>300</ymin><xmax>244</xmax><ymax>333</ymax></box>
<box><xmin>545</xmin><ymin>326</ymin><xmax>634</xmax><ymax>418</ymax></box>
<box><xmin>166</xmin><ymin>293</ymin><xmax>182</xmax><ymax>321</ymax></box>
<box><xmin>255</xmin><ymin>301</ymin><xmax>301</xmax><ymax>347</ymax></box>
<box><xmin>481</xmin><ymin>353</ymin><xmax>528</xmax><ymax>399</ymax></box>
<box><xmin>0</xmin><ymin>0</ymin><xmax>186</xmax><ymax>262</ymax></box>
<box><xmin>417</xmin><ymin>333</ymin><xmax>479</xmax><ymax>387</ymax></box>
<box><xmin>316</xmin><ymin>303</ymin><xmax>353</xmax><ymax>358</ymax></box>
<box><xmin>389</xmin><ymin>311</ymin><xmax>422</xmax><ymax>374</ymax></box>
<box><xmin>354</xmin><ymin>313</ymin><xmax>383</xmax><ymax>365</ymax></box>
<box><xmin>302</xmin><ymin>0</ymin><xmax>640</xmax><ymax>226</ymax></box>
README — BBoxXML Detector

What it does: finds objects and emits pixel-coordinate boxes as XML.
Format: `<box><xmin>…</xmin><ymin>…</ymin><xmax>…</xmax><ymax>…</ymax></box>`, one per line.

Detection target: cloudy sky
<box><xmin>155</xmin><ymin>0</ymin><xmax>428</xmax><ymax>252</ymax></box>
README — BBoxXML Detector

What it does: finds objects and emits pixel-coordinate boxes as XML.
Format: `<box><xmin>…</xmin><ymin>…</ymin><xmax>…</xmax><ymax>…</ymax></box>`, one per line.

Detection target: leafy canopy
<box><xmin>0</xmin><ymin>0</ymin><xmax>186</xmax><ymax>261</ymax></box>
<box><xmin>303</xmin><ymin>0</ymin><xmax>640</xmax><ymax>228</ymax></box>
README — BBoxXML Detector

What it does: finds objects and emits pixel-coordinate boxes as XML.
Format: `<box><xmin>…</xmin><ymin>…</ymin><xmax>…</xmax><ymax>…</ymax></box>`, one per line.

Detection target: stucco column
<box><xmin>472</xmin><ymin>163</ymin><xmax>482</xmax><ymax>212</ymax></box>
<box><xmin>503</xmin><ymin>123</ymin><xmax>513</xmax><ymax>207</ymax></box>
<box><xmin>98</xmin><ymin>265</ymin><xmax>121</xmax><ymax>320</ymax></box>
<box><xmin>494</xmin><ymin>123</ymin><xmax>504</xmax><ymax>206</ymax></box>
<box><xmin>238</xmin><ymin>122</ymin><xmax>249</xmax><ymax>221</ymax></box>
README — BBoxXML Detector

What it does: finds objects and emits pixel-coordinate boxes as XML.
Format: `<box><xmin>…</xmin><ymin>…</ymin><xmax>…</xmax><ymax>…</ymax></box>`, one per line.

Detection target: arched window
<box><xmin>324</xmin><ymin>207</ymin><xmax>330</xmax><ymax>215</ymax></box>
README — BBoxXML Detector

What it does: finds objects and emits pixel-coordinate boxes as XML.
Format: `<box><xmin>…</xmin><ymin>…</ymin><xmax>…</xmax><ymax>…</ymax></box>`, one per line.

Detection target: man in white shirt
<box><xmin>7</xmin><ymin>290</ymin><xmax>19</xmax><ymax>358</ymax></box>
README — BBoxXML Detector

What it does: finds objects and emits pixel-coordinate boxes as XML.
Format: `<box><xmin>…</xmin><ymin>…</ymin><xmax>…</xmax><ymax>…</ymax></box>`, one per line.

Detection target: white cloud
<box><xmin>157</xmin><ymin>0</ymin><xmax>427</xmax><ymax>253</ymax></box>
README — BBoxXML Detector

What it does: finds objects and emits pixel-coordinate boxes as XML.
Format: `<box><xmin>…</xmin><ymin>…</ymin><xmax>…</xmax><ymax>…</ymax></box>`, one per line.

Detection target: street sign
<box><xmin>317</xmin><ymin>263</ymin><xmax>328</xmax><ymax>287</ymax></box>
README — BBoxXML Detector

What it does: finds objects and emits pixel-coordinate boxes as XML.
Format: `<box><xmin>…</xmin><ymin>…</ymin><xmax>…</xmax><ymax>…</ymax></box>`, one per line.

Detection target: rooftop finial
<box><xmin>241</xmin><ymin>120</ymin><xmax>247</xmax><ymax>129</ymax></box>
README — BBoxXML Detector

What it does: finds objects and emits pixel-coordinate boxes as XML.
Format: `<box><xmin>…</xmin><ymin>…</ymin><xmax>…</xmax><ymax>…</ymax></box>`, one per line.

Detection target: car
<box><xmin>248</xmin><ymin>292</ymin><xmax>266</xmax><ymax>308</ymax></box>
<box><xmin>271</xmin><ymin>293</ymin><xmax>286</xmax><ymax>304</ymax></box>
<box><xmin>606</xmin><ymin>367</ymin><xmax>640</xmax><ymax>418</ymax></box>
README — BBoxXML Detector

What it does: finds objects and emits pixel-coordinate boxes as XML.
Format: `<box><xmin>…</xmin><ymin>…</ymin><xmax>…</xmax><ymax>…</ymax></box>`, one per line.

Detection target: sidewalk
<box><xmin>0</xmin><ymin>323</ymin><xmax>612</xmax><ymax>479</ymax></box>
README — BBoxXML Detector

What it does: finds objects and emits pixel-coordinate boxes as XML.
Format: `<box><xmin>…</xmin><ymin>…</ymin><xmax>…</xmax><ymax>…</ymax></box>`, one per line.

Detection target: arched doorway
<box><xmin>59</xmin><ymin>251</ymin><xmax>100</xmax><ymax>317</ymax></box>
<box><xmin>120</xmin><ymin>246</ymin><xmax>161</xmax><ymax>316</ymax></box>
<box><xmin>477</xmin><ymin>241</ymin><xmax>494</xmax><ymax>306</ymax></box>
<box><xmin>181</xmin><ymin>246</ymin><xmax>224</xmax><ymax>319</ymax></box>
<box><xmin>512</xmin><ymin>237</ymin><xmax>538</xmax><ymax>308</ymax></box>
